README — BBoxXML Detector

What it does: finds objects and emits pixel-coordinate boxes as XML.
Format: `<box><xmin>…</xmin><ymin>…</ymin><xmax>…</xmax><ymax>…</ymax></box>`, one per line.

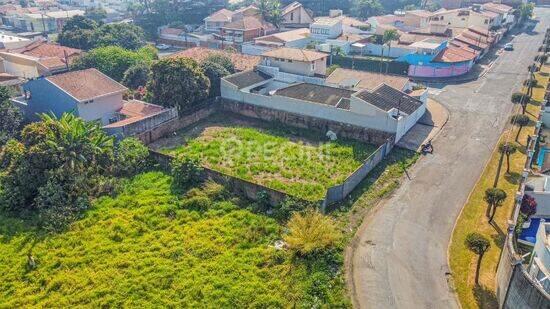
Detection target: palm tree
<box><xmin>465</xmin><ymin>233</ymin><xmax>490</xmax><ymax>285</ymax></box>
<box><xmin>510</xmin><ymin>114</ymin><xmax>530</xmax><ymax>142</ymax></box>
<box><xmin>382</xmin><ymin>29</ymin><xmax>400</xmax><ymax>74</ymax></box>
<box><xmin>484</xmin><ymin>188</ymin><xmax>507</xmax><ymax>223</ymax></box>
<box><xmin>498</xmin><ymin>143</ymin><xmax>518</xmax><ymax>174</ymax></box>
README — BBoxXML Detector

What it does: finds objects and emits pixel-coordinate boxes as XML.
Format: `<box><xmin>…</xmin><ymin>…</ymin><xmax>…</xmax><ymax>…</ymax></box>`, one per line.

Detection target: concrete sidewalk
<box><xmin>397</xmin><ymin>98</ymin><xmax>449</xmax><ymax>151</ymax></box>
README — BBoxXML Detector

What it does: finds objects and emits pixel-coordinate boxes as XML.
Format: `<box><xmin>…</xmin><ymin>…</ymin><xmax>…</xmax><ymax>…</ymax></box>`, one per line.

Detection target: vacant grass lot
<box><xmin>163</xmin><ymin>120</ymin><xmax>376</xmax><ymax>201</ymax></box>
<box><xmin>449</xmin><ymin>66</ymin><xmax>549</xmax><ymax>308</ymax></box>
<box><xmin>0</xmin><ymin>172</ymin><xmax>349</xmax><ymax>307</ymax></box>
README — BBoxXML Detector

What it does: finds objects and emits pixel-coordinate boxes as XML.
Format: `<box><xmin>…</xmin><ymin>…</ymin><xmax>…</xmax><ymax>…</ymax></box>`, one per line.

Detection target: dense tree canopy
<box><xmin>58</xmin><ymin>16</ymin><xmax>146</xmax><ymax>51</ymax></box>
<box><xmin>201</xmin><ymin>61</ymin><xmax>230</xmax><ymax>97</ymax></box>
<box><xmin>0</xmin><ymin>86</ymin><xmax>22</xmax><ymax>146</ymax></box>
<box><xmin>122</xmin><ymin>62</ymin><xmax>151</xmax><ymax>89</ymax></box>
<box><xmin>0</xmin><ymin>114</ymin><xmax>148</xmax><ymax>230</ymax></box>
<box><xmin>148</xmin><ymin>58</ymin><xmax>210</xmax><ymax>112</ymax></box>
<box><xmin>72</xmin><ymin>45</ymin><xmax>157</xmax><ymax>81</ymax></box>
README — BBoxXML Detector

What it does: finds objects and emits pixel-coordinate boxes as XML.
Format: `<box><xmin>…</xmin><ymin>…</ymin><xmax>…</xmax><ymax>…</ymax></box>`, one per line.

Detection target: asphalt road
<box><xmin>349</xmin><ymin>8</ymin><xmax>550</xmax><ymax>309</ymax></box>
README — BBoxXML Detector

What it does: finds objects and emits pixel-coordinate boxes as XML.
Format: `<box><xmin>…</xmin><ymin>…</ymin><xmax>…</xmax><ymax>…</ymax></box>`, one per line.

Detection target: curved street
<box><xmin>349</xmin><ymin>8</ymin><xmax>550</xmax><ymax>309</ymax></box>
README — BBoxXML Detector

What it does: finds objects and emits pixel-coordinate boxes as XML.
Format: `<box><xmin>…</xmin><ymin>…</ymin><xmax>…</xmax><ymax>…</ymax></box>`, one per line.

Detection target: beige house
<box><xmin>429</xmin><ymin>7</ymin><xmax>500</xmax><ymax>30</ymax></box>
<box><xmin>403</xmin><ymin>10</ymin><xmax>433</xmax><ymax>29</ymax></box>
<box><xmin>261</xmin><ymin>47</ymin><xmax>328</xmax><ymax>77</ymax></box>
<box><xmin>280</xmin><ymin>1</ymin><xmax>314</xmax><ymax>28</ymax></box>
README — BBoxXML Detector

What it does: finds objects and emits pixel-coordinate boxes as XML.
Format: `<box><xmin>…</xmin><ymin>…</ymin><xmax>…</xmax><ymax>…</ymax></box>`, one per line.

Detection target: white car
<box><xmin>504</xmin><ymin>43</ymin><xmax>514</xmax><ymax>51</ymax></box>
<box><xmin>155</xmin><ymin>44</ymin><xmax>171</xmax><ymax>50</ymax></box>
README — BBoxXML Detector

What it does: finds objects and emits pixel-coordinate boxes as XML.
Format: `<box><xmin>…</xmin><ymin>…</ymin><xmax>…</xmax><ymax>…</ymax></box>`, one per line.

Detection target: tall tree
<box><xmin>200</xmin><ymin>61</ymin><xmax>230</xmax><ymax>97</ymax></box>
<box><xmin>0</xmin><ymin>86</ymin><xmax>22</xmax><ymax>146</ymax></box>
<box><xmin>465</xmin><ymin>233</ymin><xmax>490</xmax><ymax>285</ymax></box>
<box><xmin>148</xmin><ymin>58</ymin><xmax>210</xmax><ymax>112</ymax></box>
<box><xmin>383</xmin><ymin>29</ymin><xmax>400</xmax><ymax>73</ymax></box>
<box><xmin>510</xmin><ymin>114</ymin><xmax>530</xmax><ymax>142</ymax></box>
<box><xmin>484</xmin><ymin>188</ymin><xmax>507</xmax><ymax>223</ymax></box>
<box><xmin>353</xmin><ymin>0</ymin><xmax>383</xmax><ymax>18</ymax></box>
<box><xmin>498</xmin><ymin>143</ymin><xmax>517</xmax><ymax>174</ymax></box>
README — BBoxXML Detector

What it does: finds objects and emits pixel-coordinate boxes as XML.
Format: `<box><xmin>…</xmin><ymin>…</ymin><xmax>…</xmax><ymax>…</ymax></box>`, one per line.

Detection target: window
<box><xmin>441</xmin><ymin>16</ymin><xmax>444</xmax><ymax>20</ymax></box>
<box><xmin>291</xmin><ymin>12</ymin><xmax>294</xmax><ymax>21</ymax></box>
<box><xmin>311</xmin><ymin>61</ymin><xmax>315</xmax><ymax>71</ymax></box>
<box><xmin>484</xmin><ymin>19</ymin><xmax>488</xmax><ymax>24</ymax></box>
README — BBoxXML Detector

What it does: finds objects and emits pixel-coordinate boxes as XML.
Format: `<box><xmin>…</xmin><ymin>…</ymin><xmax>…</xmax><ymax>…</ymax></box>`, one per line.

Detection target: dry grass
<box><xmin>449</xmin><ymin>65</ymin><xmax>549</xmax><ymax>308</ymax></box>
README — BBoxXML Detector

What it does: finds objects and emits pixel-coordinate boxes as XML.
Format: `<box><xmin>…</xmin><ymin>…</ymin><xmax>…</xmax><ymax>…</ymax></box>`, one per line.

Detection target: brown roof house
<box><xmin>12</xmin><ymin>68</ymin><xmax>177</xmax><ymax>137</ymax></box>
<box><xmin>261</xmin><ymin>47</ymin><xmax>328</xmax><ymax>77</ymax></box>
<box><xmin>0</xmin><ymin>40</ymin><xmax>82</xmax><ymax>78</ymax></box>
<box><xmin>169</xmin><ymin>47</ymin><xmax>261</xmax><ymax>71</ymax></box>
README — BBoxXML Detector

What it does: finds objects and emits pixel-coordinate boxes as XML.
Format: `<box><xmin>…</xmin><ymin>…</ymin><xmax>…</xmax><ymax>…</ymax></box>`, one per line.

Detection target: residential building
<box><xmin>310</xmin><ymin>16</ymin><xmax>343</xmax><ymax>40</ymax></box>
<box><xmin>0</xmin><ymin>32</ymin><xmax>31</xmax><ymax>49</ymax></box>
<box><xmin>5</xmin><ymin>9</ymin><xmax>84</xmax><ymax>32</ymax></box>
<box><xmin>398</xmin><ymin>38</ymin><xmax>476</xmax><ymax>78</ymax></box>
<box><xmin>429</xmin><ymin>7</ymin><xmax>499</xmax><ymax>30</ymax></box>
<box><xmin>403</xmin><ymin>10</ymin><xmax>433</xmax><ymax>29</ymax></box>
<box><xmin>482</xmin><ymin>2</ymin><xmax>515</xmax><ymax>27</ymax></box>
<box><xmin>204</xmin><ymin>8</ymin><xmax>234</xmax><ymax>32</ymax></box>
<box><xmin>12</xmin><ymin>68</ymin><xmax>177</xmax><ymax>136</ymax></box>
<box><xmin>0</xmin><ymin>40</ymin><xmax>82</xmax><ymax>78</ymax></box>
<box><xmin>220</xmin><ymin>67</ymin><xmax>426</xmax><ymax>142</ymax></box>
<box><xmin>158</xmin><ymin>27</ymin><xmax>212</xmax><ymax>48</ymax></box>
<box><xmin>280</xmin><ymin>1</ymin><xmax>314</xmax><ymax>29</ymax></box>
<box><xmin>220</xmin><ymin>15</ymin><xmax>276</xmax><ymax>44</ymax></box>
<box><xmin>169</xmin><ymin>47</ymin><xmax>261</xmax><ymax>72</ymax></box>
<box><xmin>527</xmin><ymin>221</ymin><xmax>550</xmax><ymax>294</ymax></box>
<box><xmin>261</xmin><ymin>47</ymin><xmax>328</xmax><ymax>77</ymax></box>
<box><xmin>242</xmin><ymin>28</ymin><xmax>312</xmax><ymax>55</ymax></box>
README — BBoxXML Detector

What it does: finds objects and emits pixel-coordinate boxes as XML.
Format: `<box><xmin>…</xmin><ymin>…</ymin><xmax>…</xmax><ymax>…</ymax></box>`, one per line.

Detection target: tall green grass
<box><xmin>0</xmin><ymin>172</ymin><xmax>349</xmax><ymax>307</ymax></box>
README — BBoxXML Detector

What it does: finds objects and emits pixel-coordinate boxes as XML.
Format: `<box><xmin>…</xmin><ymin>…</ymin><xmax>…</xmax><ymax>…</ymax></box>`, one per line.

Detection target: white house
<box><xmin>0</xmin><ymin>33</ymin><xmax>31</xmax><ymax>49</ymax></box>
<box><xmin>528</xmin><ymin>221</ymin><xmax>550</xmax><ymax>294</ymax></box>
<box><xmin>241</xmin><ymin>28</ymin><xmax>312</xmax><ymax>55</ymax></box>
<box><xmin>261</xmin><ymin>47</ymin><xmax>328</xmax><ymax>77</ymax></box>
<box><xmin>221</xmin><ymin>68</ymin><xmax>425</xmax><ymax>142</ymax></box>
<box><xmin>310</xmin><ymin>16</ymin><xmax>343</xmax><ymax>40</ymax></box>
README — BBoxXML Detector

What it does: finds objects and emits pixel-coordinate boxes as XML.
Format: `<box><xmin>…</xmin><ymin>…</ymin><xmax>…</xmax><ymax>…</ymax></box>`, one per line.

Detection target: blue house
<box><xmin>12</xmin><ymin>68</ymin><xmax>128</xmax><ymax>125</ymax></box>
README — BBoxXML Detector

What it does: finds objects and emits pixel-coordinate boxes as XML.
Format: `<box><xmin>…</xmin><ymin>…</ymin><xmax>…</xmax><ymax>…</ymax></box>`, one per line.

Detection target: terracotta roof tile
<box><xmin>222</xmin><ymin>16</ymin><xmax>274</xmax><ymax>31</ymax></box>
<box><xmin>169</xmin><ymin>47</ymin><xmax>261</xmax><ymax>71</ymax></box>
<box><xmin>204</xmin><ymin>8</ymin><xmax>234</xmax><ymax>22</ymax></box>
<box><xmin>262</xmin><ymin>47</ymin><xmax>328</xmax><ymax>62</ymax></box>
<box><xmin>46</xmin><ymin>68</ymin><xmax>127</xmax><ymax>101</ymax></box>
<box><xmin>432</xmin><ymin>46</ymin><xmax>476</xmax><ymax>63</ymax></box>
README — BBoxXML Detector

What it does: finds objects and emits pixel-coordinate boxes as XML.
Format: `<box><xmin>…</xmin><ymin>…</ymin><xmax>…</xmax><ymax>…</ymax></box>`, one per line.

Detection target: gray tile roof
<box><xmin>225</xmin><ymin>70</ymin><xmax>272</xmax><ymax>89</ymax></box>
<box><xmin>355</xmin><ymin>84</ymin><xmax>423</xmax><ymax>115</ymax></box>
<box><xmin>274</xmin><ymin>83</ymin><xmax>354</xmax><ymax>106</ymax></box>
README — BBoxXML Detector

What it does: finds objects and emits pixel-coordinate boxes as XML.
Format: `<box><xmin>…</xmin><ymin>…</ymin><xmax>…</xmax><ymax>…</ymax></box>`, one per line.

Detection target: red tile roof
<box><xmin>169</xmin><ymin>47</ymin><xmax>261</xmax><ymax>71</ymax></box>
<box><xmin>10</xmin><ymin>39</ymin><xmax>82</xmax><ymax>65</ymax></box>
<box><xmin>46</xmin><ymin>68</ymin><xmax>126</xmax><ymax>101</ymax></box>
<box><xmin>432</xmin><ymin>46</ymin><xmax>476</xmax><ymax>63</ymax></box>
<box><xmin>453</xmin><ymin>35</ymin><xmax>488</xmax><ymax>49</ymax></box>
<box><xmin>204</xmin><ymin>8</ymin><xmax>234</xmax><ymax>22</ymax></box>
<box><xmin>222</xmin><ymin>16</ymin><xmax>275</xmax><ymax>32</ymax></box>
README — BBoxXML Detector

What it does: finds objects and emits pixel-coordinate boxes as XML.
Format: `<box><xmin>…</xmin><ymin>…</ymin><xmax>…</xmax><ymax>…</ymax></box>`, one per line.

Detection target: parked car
<box><xmin>155</xmin><ymin>44</ymin><xmax>171</xmax><ymax>50</ymax></box>
<box><xmin>504</xmin><ymin>43</ymin><xmax>514</xmax><ymax>51</ymax></box>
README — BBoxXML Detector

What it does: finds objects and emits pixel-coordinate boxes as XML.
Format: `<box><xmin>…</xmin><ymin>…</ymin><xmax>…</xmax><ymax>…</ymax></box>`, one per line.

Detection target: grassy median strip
<box><xmin>449</xmin><ymin>66</ymin><xmax>549</xmax><ymax>308</ymax></box>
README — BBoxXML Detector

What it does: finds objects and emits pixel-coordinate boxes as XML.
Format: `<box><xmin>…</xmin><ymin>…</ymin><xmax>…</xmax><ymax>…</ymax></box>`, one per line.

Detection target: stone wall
<box><xmin>220</xmin><ymin>99</ymin><xmax>395</xmax><ymax>145</ymax></box>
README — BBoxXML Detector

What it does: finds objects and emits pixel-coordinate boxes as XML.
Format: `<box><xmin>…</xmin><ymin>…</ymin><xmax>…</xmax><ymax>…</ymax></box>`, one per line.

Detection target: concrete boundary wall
<box><xmin>143</xmin><ymin>98</ymin><xmax>397</xmax><ymax>210</ymax></box>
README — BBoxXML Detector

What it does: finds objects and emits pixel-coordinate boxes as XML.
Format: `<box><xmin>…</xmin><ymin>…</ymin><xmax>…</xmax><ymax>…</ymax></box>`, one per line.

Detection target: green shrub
<box><xmin>273</xmin><ymin>197</ymin><xmax>310</xmax><ymax>221</ymax></box>
<box><xmin>171</xmin><ymin>156</ymin><xmax>203</xmax><ymax>189</ymax></box>
<box><xmin>114</xmin><ymin>137</ymin><xmax>149</xmax><ymax>177</ymax></box>
<box><xmin>179</xmin><ymin>195</ymin><xmax>211</xmax><ymax>212</ymax></box>
<box><xmin>524</xmin><ymin>79</ymin><xmax>538</xmax><ymax>87</ymax></box>
<box><xmin>511</xmin><ymin>92</ymin><xmax>530</xmax><ymax>104</ymax></box>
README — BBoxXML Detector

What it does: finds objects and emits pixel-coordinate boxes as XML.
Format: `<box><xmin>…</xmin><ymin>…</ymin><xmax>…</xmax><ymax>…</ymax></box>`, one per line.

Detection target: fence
<box><xmin>324</xmin><ymin>139</ymin><xmax>393</xmax><ymax>207</ymax></box>
<box><xmin>103</xmin><ymin>107</ymin><xmax>178</xmax><ymax>140</ymax></box>
<box><xmin>331</xmin><ymin>55</ymin><xmax>410</xmax><ymax>76</ymax></box>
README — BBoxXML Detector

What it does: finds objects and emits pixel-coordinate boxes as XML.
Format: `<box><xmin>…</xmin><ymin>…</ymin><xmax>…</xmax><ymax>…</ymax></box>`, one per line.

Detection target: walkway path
<box><xmin>348</xmin><ymin>10</ymin><xmax>550</xmax><ymax>309</ymax></box>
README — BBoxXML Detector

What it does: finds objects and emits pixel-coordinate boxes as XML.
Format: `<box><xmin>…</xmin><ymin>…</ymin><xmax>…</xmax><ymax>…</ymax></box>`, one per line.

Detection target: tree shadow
<box><xmin>473</xmin><ymin>284</ymin><xmax>499</xmax><ymax>309</ymax></box>
<box><xmin>504</xmin><ymin>171</ymin><xmax>521</xmax><ymax>185</ymax></box>
<box><xmin>489</xmin><ymin>221</ymin><xmax>506</xmax><ymax>248</ymax></box>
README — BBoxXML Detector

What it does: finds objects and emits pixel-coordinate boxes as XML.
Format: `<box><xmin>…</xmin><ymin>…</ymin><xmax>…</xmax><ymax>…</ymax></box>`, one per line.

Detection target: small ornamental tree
<box><xmin>510</xmin><ymin>114</ymin><xmax>530</xmax><ymax>142</ymax></box>
<box><xmin>520</xmin><ymin>194</ymin><xmax>537</xmax><ymax>217</ymax></box>
<box><xmin>204</xmin><ymin>54</ymin><xmax>235</xmax><ymax>74</ymax></box>
<box><xmin>148</xmin><ymin>58</ymin><xmax>210</xmax><ymax>112</ymax></box>
<box><xmin>498</xmin><ymin>143</ymin><xmax>518</xmax><ymax>174</ymax></box>
<box><xmin>484</xmin><ymin>188</ymin><xmax>507</xmax><ymax>223</ymax></box>
<box><xmin>524</xmin><ymin>79</ymin><xmax>538</xmax><ymax>88</ymax></box>
<box><xmin>465</xmin><ymin>233</ymin><xmax>491</xmax><ymax>285</ymax></box>
<box><xmin>0</xmin><ymin>86</ymin><xmax>22</xmax><ymax>146</ymax></box>
<box><xmin>114</xmin><ymin>137</ymin><xmax>149</xmax><ymax>177</ymax></box>
<box><xmin>171</xmin><ymin>156</ymin><xmax>203</xmax><ymax>189</ymax></box>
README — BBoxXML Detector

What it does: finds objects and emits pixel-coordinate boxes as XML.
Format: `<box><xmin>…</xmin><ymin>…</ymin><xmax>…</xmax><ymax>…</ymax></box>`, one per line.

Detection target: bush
<box><xmin>273</xmin><ymin>197</ymin><xmax>310</xmax><ymax>221</ymax></box>
<box><xmin>284</xmin><ymin>209</ymin><xmax>341</xmax><ymax>256</ymax></box>
<box><xmin>179</xmin><ymin>195</ymin><xmax>210</xmax><ymax>212</ymax></box>
<box><xmin>511</xmin><ymin>92</ymin><xmax>530</xmax><ymax>104</ymax></box>
<box><xmin>204</xmin><ymin>54</ymin><xmax>235</xmax><ymax>74</ymax></box>
<box><xmin>200</xmin><ymin>60</ymin><xmax>230</xmax><ymax>97</ymax></box>
<box><xmin>326</xmin><ymin>64</ymin><xmax>340</xmax><ymax>75</ymax></box>
<box><xmin>524</xmin><ymin>79</ymin><xmax>538</xmax><ymax>87</ymax></box>
<box><xmin>520</xmin><ymin>194</ymin><xmax>537</xmax><ymax>216</ymax></box>
<box><xmin>114</xmin><ymin>138</ymin><xmax>149</xmax><ymax>177</ymax></box>
<box><xmin>171</xmin><ymin>156</ymin><xmax>203</xmax><ymax>189</ymax></box>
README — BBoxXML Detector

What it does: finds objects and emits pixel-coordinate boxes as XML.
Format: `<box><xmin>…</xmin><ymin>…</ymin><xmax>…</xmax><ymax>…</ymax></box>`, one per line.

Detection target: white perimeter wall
<box><xmin>77</xmin><ymin>93</ymin><xmax>124</xmax><ymax>125</ymax></box>
<box><xmin>221</xmin><ymin>79</ymin><xmax>399</xmax><ymax>134</ymax></box>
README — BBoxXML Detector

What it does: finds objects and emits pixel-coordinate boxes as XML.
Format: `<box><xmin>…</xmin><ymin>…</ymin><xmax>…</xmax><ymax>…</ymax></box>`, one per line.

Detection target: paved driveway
<box><xmin>349</xmin><ymin>9</ymin><xmax>550</xmax><ymax>309</ymax></box>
